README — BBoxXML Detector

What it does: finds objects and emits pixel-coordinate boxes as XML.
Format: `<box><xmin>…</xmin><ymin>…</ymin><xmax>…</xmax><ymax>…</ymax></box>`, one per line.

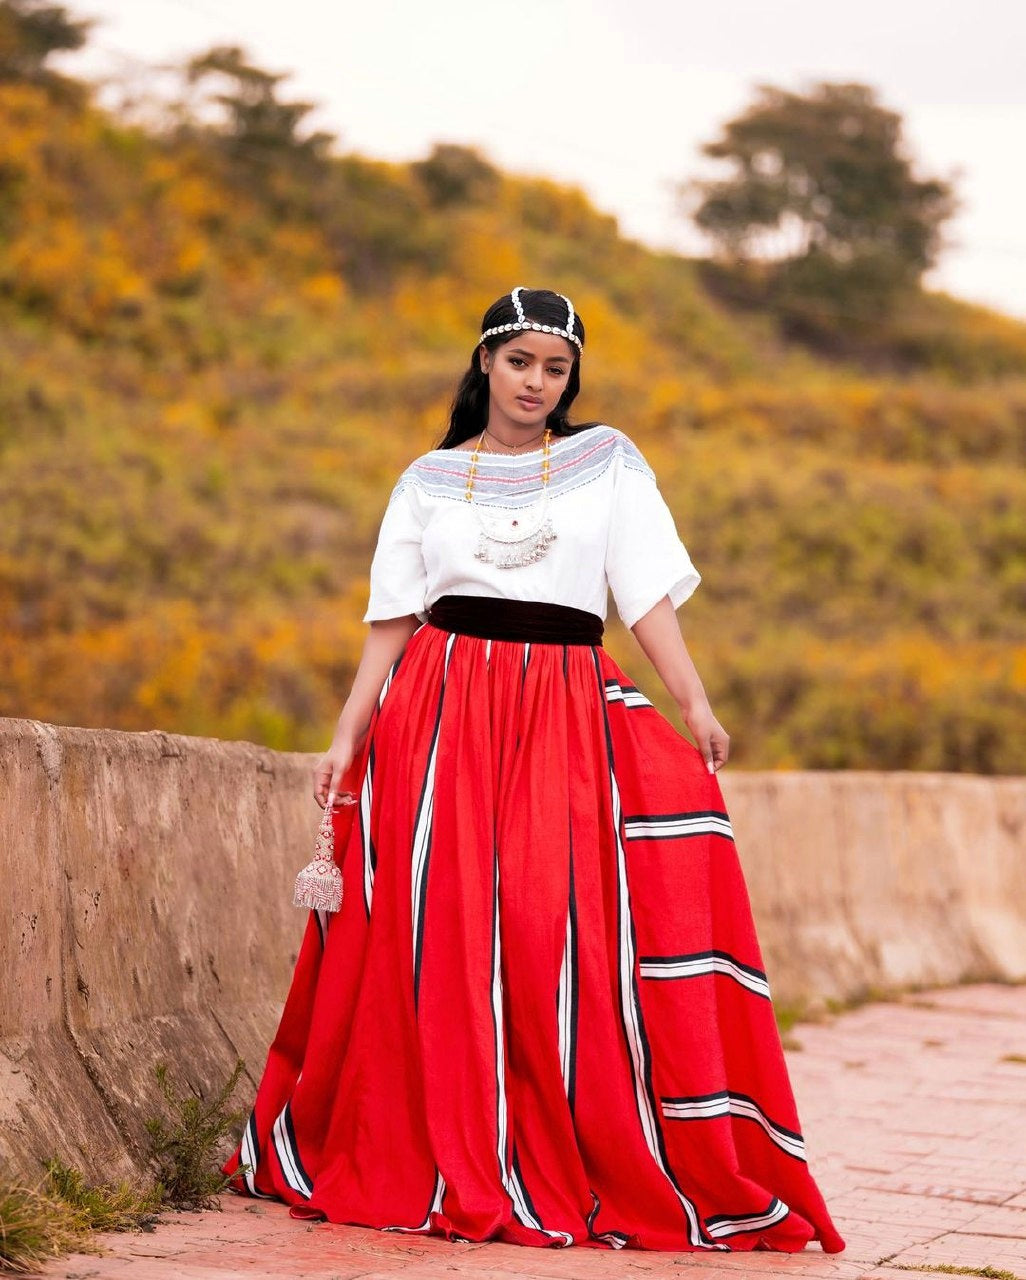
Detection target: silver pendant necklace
<box><xmin>463</xmin><ymin>427</ymin><xmax>557</xmax><ymax>569</ymax></box>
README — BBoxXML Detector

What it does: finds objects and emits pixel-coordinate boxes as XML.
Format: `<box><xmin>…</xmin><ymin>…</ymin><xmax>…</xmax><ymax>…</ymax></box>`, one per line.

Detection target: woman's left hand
<box><xmin>679</xmin><ymin>699</ymin><xmax>730</xmax><ymax>773</ymax></box>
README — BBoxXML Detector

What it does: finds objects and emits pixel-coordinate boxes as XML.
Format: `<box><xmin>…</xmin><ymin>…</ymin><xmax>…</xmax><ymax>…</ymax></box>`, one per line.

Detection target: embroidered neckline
<box><xmin>426</xmin><ymin>424</ymin><xmax>612</xmax><ymax>463</ymax></box>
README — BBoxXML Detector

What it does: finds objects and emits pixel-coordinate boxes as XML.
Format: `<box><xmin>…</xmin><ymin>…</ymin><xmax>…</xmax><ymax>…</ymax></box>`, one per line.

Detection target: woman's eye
<box><xmin>507</xmin><ymin>356</ymin><xmax>565</xmax><ymax>376</ymax></box>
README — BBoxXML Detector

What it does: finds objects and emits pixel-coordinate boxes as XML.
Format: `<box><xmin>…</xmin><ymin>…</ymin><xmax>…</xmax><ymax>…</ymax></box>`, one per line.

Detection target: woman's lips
<box><xmin>517</xmin><ymin>396</ymin><xmax>542</xmax><ymax>406</ymax></box>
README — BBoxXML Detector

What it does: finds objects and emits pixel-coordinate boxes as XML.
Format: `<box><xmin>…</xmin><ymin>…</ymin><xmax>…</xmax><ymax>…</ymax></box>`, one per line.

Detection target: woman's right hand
<box><xmin>312</xmin><ymin>731</ymin><xmax>364</xmax><ymax>808</ymax></box>
<box><xmin>313</xmin><ymin>618</ymin><xmax>418</xmax><ymax>808</ymax></box>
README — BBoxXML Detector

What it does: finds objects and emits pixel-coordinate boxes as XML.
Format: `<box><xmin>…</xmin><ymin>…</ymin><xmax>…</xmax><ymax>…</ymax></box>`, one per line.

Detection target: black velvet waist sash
<box><xmin>426</xmin><ymin>594</ymin><xmax>604</xmax><ymax>645</ymax></box>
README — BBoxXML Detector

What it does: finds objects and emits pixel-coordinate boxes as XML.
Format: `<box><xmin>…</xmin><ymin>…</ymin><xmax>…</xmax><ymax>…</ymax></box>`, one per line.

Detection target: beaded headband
<box><xmin>477</xmin><ymin>285</ymin><xmax>583</xmax><ymax>353</ymax></box>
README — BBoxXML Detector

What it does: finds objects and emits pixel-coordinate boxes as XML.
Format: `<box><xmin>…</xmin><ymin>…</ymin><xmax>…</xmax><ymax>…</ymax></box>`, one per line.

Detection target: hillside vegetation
<box><xmin>1</xmin><ymin>44</ymin><xmax>1025</xmax><ymax>772</ymax></box>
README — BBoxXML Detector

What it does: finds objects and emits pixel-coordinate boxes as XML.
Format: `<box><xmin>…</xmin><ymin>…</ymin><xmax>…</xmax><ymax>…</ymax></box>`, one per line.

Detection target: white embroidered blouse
<box><xmin>361</xmin><ymin>423</ymin><xmax>701</xmax><ymax>630</ymax></box>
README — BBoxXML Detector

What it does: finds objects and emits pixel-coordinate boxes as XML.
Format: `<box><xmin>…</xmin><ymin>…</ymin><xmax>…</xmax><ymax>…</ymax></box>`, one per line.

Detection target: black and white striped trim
<box><xmin>378</xmin><ymin>653</ymin><xmax>401</xmax><ymax>706</ymax></box>
<box><xmin>411</xmin><ymin>633</ymin><xmax>456</xmax><ymax>1010</ymax></box>
<box><xmin>381</xmin><ymin>1169</ymin><xmax>446</xmax><ymax>1235</ymax></box>
<box><xmin>586</xmin><ymin>1189</ymin><xmax>629</xmax><ymax>1248</ymax></box>
<box><xmin>660</xmin><ymin>1091</ymin><xmax>807</xmax><ymax>1162</ymax></box>
<box><xmin>591</xmin><ymin>651</ymin><xmax>727</xmax><ymax>1253</ymax></box>
<box><xmin>237</xmin><ymin>1111</ymin><xmax>274</xmax><ymax>1198</ymax></box>
<box><xmin>510</xmin><ymin>1143</ymin><xmax>574</xmax><ymax>1246</ymax></box>
<box><xmin>271</xmin><ymin>1100</ymin><xmax>313</xmax><ymax>1198</ymax></box>
<box><xmin>360</xmin><ymin>740</ymin><xmax>376</xmax><ymax>917</ymax></box>
<box><xmin>361</xmin><ymin>652</ymin><xmax>404</xmax><ymax>916</ymax></box>
<box><xmin>638</xmin><ymin>949</ymin><xmax>771</xmax><ymax>1000</ymax></box>
<box><xmin>604</xmin><ymin>678</ymin><xmax>653</xmax><ymax>709</ymax></box>
<box><xmin>513</xmin><ymin>643</ymin><xmax>531</xmax><ymax>749</ymax></box>
<box><xmin>556</xmin><ymin>840</ymin><xmax>579</xmax><ymax>1110</ymax></box>
<box><xmin>490</xmin><ymin>836</ymin><xmax>511</xmax><ymax>1214</ymax></box>
<box><xmin>705</xmin><ymin>1196</ymin><xmax>791</xmax><ymax>1239</ymax></box>
<box><xmin>623</xmin><ymin>810</ymin><xmax>734</xmax><ymax>842</ymax></box>
<box><xmin>374</xmin><ymin>639</ymin><xmax>451</xmax><ymax>1239</ymax></box>
<box><xmin>488</xmin><ymin>833</ymin><xmax>574</xmax><ymax>1246</ymax></box>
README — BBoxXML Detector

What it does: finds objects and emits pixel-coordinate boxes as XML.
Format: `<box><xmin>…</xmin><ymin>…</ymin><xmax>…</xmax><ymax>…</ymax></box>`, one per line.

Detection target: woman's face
<box><xmin>478</xmin><ymin>331</ymin><xmax>576</xmax><ymax>435</ymax></box>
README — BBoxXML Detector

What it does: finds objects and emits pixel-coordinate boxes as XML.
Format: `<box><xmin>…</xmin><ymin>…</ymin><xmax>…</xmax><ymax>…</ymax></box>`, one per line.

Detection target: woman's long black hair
<box><xmin>433</xmin><ymin>288</ymin><xmax>605</xmax><ymax>449</ymax></box>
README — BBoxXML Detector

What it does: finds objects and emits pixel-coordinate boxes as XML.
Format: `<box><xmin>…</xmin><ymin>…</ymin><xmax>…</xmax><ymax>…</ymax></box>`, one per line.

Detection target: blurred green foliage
<box><xmin>0</xmin><ymin>16</ymin><xmax>1024</xmax><ymax>772</ymax></box>
<box><xmin>686</xmin><ymin>81</ymin><xmax>960</xmax><ymax>350</ymax></box>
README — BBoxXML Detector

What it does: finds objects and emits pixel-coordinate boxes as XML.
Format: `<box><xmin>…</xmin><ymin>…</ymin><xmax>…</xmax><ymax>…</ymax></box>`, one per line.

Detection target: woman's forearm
<box><xmin>631</xmin><ymin>595</ymin><xmax>730</xmax><ymax>771</ymax></box>
<box><xmin>335</xmin><ymin>615</ymin><xmax>422</xmax><ymax>740</ymax></box>
<box><xmin>630</xmin><ymin>595</ymin><xmax>709</xmax><ymax>710</ymax></box>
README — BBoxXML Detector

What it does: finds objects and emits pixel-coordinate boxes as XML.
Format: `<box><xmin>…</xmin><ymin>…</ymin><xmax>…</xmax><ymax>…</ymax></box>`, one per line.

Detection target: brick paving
<box><xmin>44</xmin><ymin>982</ymin><xmax>1026</xmax><ymax>1280</ymax></box>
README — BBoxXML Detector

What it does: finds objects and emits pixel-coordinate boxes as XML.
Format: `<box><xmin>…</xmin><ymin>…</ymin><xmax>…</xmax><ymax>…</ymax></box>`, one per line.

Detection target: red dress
<box><xmin>223</xmin><ymin>427</ymin><xmax>845</xmax><ymax>1253</ymax></box>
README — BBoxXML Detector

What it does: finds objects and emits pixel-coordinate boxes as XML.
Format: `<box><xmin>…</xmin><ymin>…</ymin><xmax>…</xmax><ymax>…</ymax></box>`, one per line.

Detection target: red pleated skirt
<box><xmin>222</xmin><ymin>617</ymin><xmax>845</xmax><ymax>1254</ymax></box>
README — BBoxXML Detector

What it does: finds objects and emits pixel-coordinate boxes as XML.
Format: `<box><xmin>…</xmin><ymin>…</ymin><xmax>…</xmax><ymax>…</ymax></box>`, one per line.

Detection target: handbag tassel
<box><xmin>293</xmin><ymin>790</ymin><xmax>347</xmax><ymax>913</ymax></box>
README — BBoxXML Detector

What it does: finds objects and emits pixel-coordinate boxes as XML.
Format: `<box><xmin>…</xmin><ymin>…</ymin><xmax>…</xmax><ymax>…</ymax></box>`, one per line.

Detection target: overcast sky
<box><xmin>70</xmin><ymin>0</ymin><xmax>1026</xmax><ymax>320</ymax></box>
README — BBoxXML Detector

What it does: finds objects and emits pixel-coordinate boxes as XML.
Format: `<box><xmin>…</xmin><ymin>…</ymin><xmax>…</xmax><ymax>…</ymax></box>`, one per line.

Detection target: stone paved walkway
<box><xmin>44</xmin><ymin>983</ymin><xmax>1026</xmax><ymax>1280</ymax></box>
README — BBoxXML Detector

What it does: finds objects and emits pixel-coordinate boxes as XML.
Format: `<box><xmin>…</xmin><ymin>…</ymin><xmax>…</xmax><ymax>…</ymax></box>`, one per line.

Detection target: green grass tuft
<box><xmin>1</xmin><ymin>1058</ymin><xmax>251</xmax><ymax>1271</ymax></box>
<box><xmin>890</xmin><ymin>1264</ymin><xmax>1018</xmax><ymax>1279</ymax></box>
<box><xmin>772</xmin><ymin>998</ymin><xmax>817</xmax><ymax>1033</ymax></box>
<box><xmin>144</xmin><ymin>1057</ymin><xmax>250</xmax><ymax>1210</ymax></box>
<box><xmin>41</xmin><ymin>1158</ymin><xmax>163</xmax><ymax>1233</ymax></box>
<box><xmin>0</xmin><ymin>1177</ymin><xmax>100</xmax><ymax>1274</ymax></box>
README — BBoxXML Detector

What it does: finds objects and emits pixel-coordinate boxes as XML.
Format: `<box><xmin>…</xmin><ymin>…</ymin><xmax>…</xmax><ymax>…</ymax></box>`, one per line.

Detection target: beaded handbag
<box><xmin>293</xmin><ymin>789</ymin><xmax>357</xmax><ymax>913</ymax></box>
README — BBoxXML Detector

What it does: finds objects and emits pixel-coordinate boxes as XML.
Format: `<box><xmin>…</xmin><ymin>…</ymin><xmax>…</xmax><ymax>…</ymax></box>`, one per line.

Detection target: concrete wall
<box><xmin>1</xmin><ymin>717</ymin><xmax>314</xmax><ymax>1183</ymax></box>
<box><xmin>727</xmin><ymin>769</ymin><xmax>1026</xmax><ymax>1003</ymax></box>
<box><xmin>2</xmin><ymin>716</ymin><xmax>1024</xmax><ymax>1182</ymax></box>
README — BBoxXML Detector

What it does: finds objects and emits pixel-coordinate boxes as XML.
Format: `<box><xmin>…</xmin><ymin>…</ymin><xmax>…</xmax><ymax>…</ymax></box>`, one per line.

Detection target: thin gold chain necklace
<box><xmin>464</xmin><ymin>427</ymin><xmax>558</xmax><ymax>569</ymax></box>
<box><xmin>482</xmin><ymin>425</ymin><xmax>547</xmax><ymax>453</ymax></box>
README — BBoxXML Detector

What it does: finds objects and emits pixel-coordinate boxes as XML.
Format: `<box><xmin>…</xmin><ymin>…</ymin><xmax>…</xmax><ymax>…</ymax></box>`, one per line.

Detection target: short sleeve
<box><xmin>604</xmin><ymin>440</ymin><xmax>701</xmax><ymax>630</ymax></box>
<box><xmin>361</xmin><ymin>477</ymin><xmax>429</xmax><ymax>624</ymax></box>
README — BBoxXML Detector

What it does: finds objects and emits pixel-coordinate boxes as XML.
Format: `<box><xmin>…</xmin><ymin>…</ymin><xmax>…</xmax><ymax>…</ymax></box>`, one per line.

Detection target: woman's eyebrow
<box><xmin>508</xmin><ymin>347</ymin><xmax>571</xmax><ymax>364</ymax></box>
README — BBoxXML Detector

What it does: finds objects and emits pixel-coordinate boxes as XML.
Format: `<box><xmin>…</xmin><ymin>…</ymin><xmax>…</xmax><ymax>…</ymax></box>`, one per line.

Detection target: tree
<box><xmin>681</xmin><ymin>81</ymin><xmax>959</xmax><ymax>340</ymax></box>
<box><xmin>0</xmin><ymin>0</ymin><xmax>90</xmax><ymax>97</ymax></box>
<box><xmin>183</xmin><ymin>45</ymin><xmax>334</xmax><ymax>174</ymax></box>
<box><xmin>410</xmin><ymin>143</ymin><xmax>500</xmax><ymax>208</ymax></box>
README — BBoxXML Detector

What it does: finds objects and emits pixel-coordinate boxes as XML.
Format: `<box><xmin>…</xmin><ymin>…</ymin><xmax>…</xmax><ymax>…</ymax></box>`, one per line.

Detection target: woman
<box><xmin>223</xmin><ymin>286</ymin><xmax>846</xmax><ymax>1254</ymax></box>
